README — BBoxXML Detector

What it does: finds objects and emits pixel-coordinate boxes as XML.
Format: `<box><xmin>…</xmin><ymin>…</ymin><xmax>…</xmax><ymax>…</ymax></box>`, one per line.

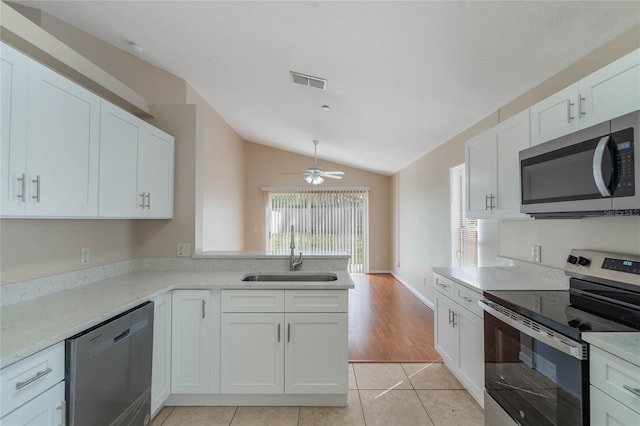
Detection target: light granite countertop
<box><xmin>0</xmin><ymin>269</ymin><xmax>354</xmax><ymax>369</ymax></box>
<box><xmin>583</xmin><ymin>332</ymin><xmax>640</xmax><ymax>366</ymax></box>
<box><xmin>432</xmin><ymin>265</ymin><xmax>569</xmax><ymax>293</ymax></box>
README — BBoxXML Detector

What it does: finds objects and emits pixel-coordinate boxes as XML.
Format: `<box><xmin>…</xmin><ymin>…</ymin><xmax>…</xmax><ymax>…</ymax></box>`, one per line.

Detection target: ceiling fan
<box><xmin>288</xmin><ymin>140</ymin><xmax>344</xmax><ymax>185</ymax></box>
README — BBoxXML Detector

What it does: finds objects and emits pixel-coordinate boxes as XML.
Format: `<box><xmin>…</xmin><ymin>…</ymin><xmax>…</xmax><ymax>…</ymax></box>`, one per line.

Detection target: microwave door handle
<box><xmin>593</xmin><ymin>136</ymin><xmax>612</xmax><ymax>197</ymax></box>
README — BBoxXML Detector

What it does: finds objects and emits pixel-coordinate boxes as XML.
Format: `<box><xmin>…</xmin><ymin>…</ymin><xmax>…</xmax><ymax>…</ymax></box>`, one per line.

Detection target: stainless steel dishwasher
<box><xmin>66</xmin><ymin>301</ymin><xmax>154</xmax><ymax>426</ymax></box>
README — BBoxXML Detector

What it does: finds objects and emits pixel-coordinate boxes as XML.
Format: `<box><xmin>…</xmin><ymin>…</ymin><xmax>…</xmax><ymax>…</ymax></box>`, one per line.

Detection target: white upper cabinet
<box><xmin>531</xmin><ymin>49</ymin><xmax>640</xmax><ymax>146</ymax></box>
<box><xmin>1</xmin><ymin>42</ymin><xmax>174</xmax><ymax>219</ymax></box>
<box><xmin>99</xmin><ymin>101</ymin><xmax>144</xmax><ymax>217</ymax></box>
<box><xmin>1</xmin><ymin>43</ymin><xmax>29</xmax><ymax>217</ymax></box>
<box><xmin>466</xmin><ymin>109</ymin><xmax>530</xmax><ymax>219</ymax></box>
<box><xmin>99</xmin><ymin>102</ymin><xmax>174</xmax><ymax>219</ymax></box>
<box><xmin>1</xmin><ymin>43</ymin><xmax>101</xmax><ymax>218</ymax></box>
<box><xmin>139</xmin><ymin>125</ymin><xmax>174</xmax><ymax>218</ymax></box>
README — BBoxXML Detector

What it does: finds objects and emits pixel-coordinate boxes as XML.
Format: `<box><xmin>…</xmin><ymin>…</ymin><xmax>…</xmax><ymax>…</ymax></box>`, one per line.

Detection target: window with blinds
<box><xmin>450</xmin><ymin>164</ymin><xmax>478</xmax><ymax>267</ymax></box>
<box><xmin>264</xmin><ymin>187</ymin><xmax>369</xmax><ymax>273</ymax></box>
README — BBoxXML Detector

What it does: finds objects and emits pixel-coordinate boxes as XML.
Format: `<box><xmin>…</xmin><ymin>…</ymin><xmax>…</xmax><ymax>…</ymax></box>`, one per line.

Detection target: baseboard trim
<box><xmin>390</xmin><ymin>272</ymin><xmax>435</xmax><ymax>310</ymax></box>
<box><xmin>165</xmin><ymin>393</ymin><xmax>348</xmax><ymax>407</ymax></box>
<box><xmin>366</xmin><ymin>269</ymin><xmax>392</xmax><ymax>274</ymax></box>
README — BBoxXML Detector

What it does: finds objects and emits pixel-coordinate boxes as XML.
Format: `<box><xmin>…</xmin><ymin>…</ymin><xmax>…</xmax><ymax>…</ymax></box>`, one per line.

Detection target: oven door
<box><xmin>480</xmin><ymin>300</ymin><xmax>589</xmax><ymax>426</ymax></box>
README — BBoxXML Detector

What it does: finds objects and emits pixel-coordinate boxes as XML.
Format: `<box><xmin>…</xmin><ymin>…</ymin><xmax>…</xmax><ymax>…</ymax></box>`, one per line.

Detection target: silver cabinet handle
<box><xmin>32</xmin><ymin>175</ymin><xmax>41</xmax><ymax>202</ymax></box>
<box><xmin>17</xmin><ymin>173</ymin><xmax>26</xmax><ymax>202</ymax></box>
<box><xmin>485</xmin><ymin>194</ymin><xmax>490</xmax><ymax>210</ymax></box>
<box><xmin>460</xmin><ymin>295</ymin><xmax>473</xmax><ymax>303</ymax></box>
<box><xmin>139</xmin><ymin>192</ymin><xmax>146</xmax><ymax>208</ymax></box>
<box><xmin>593</xmin><ymin>136</ymin><xmax>612</xmax><ymax>197</ymax></box>
<box><xmin>15</xmin><ymin>367</ymin><xmax>52</xmax><ymax>390</ymax></box>
<box><xmin>57</xmin><ymin>400</ymin><xmax>66</xmax><ymax>426</ymax></box>
<box><xmin>201</xmin><ymin>300</ymin><xmax>206</xmax><ymax>319</ymax></box>
<box><xmin>567</xmin><ymin>100</ymin><xmax>575</xmax><ymax>123</ymax></box>
<box><xmin>145</xmin><ymin>193</ymin><xmax>151</xmax><ymax>209</ymax></box>
<box><xmin>578</xmin><ymin>95</ymin><xmax>586</xmax><ymax>117</ymax></box>
<box><xmin>277</xmin><ymin>324</ymin><xmax>281</xmax><ymax>342</ymax></box>
<box><xmin>452</xmin><ymin>311</ymin><xmax>457</xmax><ymax>328</ymax></box>
<box><xmin>490</xmin><ymin>194</ymin><xmax>496</xmax><ymax>210</ymax></box>
<box><xmin>448</xmin><ymin>309</ymin><xmax>453</xmax><ymax>325</ymax></box>
<box><xmin>623</xmin><ymin>384</ymin><xmax>640</xmax><ymax>398</ymax></box>
<box><xmin>287</xmin><ymin>323</ymin><xmax>291</xmax><ymax>342</ymax></box>
<box><xmin>437</xmin><ymin>281</ymin><xmax>448</xmax><ymax>289</ymax></box>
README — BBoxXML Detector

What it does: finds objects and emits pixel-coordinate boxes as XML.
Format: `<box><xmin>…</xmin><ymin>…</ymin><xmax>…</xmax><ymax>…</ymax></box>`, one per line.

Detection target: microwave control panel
<box><xmin>613</xmin><ymin>127</ymin><xmax>635</xmax><ymax>197</ymax></box>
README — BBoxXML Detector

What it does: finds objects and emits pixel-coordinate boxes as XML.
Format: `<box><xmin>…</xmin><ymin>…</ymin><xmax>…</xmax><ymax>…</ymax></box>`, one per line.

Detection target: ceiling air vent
<box><xmin>290</xmin><ymin>71</ymin><xmax>326</xmax><ymax>90</ymax></box>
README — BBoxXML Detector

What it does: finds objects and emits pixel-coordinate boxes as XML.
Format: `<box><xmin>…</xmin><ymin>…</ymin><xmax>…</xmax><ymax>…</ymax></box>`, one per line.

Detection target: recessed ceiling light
<box><xmin>322</xmin><ymin>105</ymin><xmax>331</xmax><ymax>111</ymax></box>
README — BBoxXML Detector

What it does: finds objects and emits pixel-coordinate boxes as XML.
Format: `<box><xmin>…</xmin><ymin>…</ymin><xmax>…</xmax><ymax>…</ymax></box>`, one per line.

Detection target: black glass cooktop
<box><xmin>484</xmin><ymin>286</ymin><xmax>639</xmax><ymax>341</ymax></box>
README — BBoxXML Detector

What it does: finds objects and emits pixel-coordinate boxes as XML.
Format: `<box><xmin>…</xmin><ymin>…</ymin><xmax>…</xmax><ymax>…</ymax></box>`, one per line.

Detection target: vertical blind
<box><xmin>450</xmin><ymin>165</ymin><xmax>478</xmax><ymax>267</ymax></box>
<box><xmin>263</xmin><ymin>187</ymin><xmax>369</xmax><ymax>273</ymax></box>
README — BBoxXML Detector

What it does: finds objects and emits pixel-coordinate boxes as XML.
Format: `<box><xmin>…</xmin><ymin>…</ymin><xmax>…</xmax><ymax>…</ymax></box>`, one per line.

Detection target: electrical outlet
<box><xmin>80</xmin><ymin>247</ymin><xmax>90</xmax><ymax>265</ymax></box>
<box><xmin>532</xmin><ymin>245</ymin><xmax>542</xmax><ymax>263</ymax></box>
<box><xmin>177</xmin><ymin>243</ymin><xmax>191</xmax><ymax>257</ymax></box>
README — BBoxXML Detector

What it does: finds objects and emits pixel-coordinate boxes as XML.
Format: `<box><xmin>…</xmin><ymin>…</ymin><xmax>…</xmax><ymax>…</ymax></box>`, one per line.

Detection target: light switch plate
<box><xmin>80</xmin><ymin>247</ymin><xmax>90</xmax><ymax>265</ymax></box>
<box><xmin>532</xmin><ymin>245</ymin><xmax>542</xmax><ymax>263</ymax></box>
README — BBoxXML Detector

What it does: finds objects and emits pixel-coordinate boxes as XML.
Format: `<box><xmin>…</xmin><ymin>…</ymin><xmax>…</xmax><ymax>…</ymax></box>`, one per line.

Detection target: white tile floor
<box><xmin>152</xmin><ymin>362</ymin><xmax>483</xmax><ymax>426</ymax></box>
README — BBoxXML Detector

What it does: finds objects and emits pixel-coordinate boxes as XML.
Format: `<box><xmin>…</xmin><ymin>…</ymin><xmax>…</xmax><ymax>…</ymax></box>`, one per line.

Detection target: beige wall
<box><xmin>392</xmin><ymin>25</ymin><xmax>640</xmax><ymax>305</ymax></box>
<box><xmin>244</xmin><ymin>142</ymin><xmax>392</xmax><ymax>272</ymax></box>
<box><xmin>186</xmin><ymin>86</ymin><xmax>246</xmax><ymax>252</ymax></box>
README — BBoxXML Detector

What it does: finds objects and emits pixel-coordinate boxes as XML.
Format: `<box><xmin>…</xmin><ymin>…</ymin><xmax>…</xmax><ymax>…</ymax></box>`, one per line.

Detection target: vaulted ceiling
<box><xmin>18</xmin><ymin>1</ymin><xmax>640</xmax><ymax>174</ymax></box>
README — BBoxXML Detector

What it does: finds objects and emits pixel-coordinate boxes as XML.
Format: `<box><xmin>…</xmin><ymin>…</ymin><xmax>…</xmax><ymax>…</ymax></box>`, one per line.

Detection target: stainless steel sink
<box><xmin>241</xmin><ymin>272</ymin><xmax>338</xmax><ymax>282</ymax></box>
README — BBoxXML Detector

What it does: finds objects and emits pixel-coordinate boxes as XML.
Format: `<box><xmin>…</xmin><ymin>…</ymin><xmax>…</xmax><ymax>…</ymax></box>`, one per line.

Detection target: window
<box><xmin>450</xmin><ymin>164</ymin><xmax>478</xmax><ymax>267</ymax></box>
<box><xmin>264</xmin><ymin>187</ymin><xmax>369</xmax><ymax>273</ymax></box>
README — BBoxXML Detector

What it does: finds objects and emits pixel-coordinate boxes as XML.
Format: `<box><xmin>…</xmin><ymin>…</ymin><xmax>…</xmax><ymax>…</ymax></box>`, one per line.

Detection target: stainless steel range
<box><xmin>480</xmin><ymin>249</ymin><xmax>640</xmax><ymax>426</ymax></box>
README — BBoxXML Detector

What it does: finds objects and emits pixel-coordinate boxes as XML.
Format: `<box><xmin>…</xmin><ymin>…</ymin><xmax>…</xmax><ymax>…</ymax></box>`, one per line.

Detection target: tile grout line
<box><xmin>228</xmin><ymin>406</ymin><xmax>239</xmax><ymax>426</ymax></box>
<box><xmin>413</xmin><ymin>388</ymin><xmax>437</xmax><ymax>426</ymax></box>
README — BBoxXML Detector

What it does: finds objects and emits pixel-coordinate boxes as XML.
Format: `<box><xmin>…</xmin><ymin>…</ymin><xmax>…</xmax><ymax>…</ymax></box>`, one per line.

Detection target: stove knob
<box><xmin>578</xmin><ymin>322</ymin><xmax>592</xmax><ymax>331</ymax></box>
<box><xmin>578</xmin><ymin>256</ymin><xmax>591</xmax><ymax>266</ymax></box>
<box><xmin>567</xmin><ymin>255</ymin><xmax>578</xmax><ymax>265</ymax></box>
<box><xmin>568</xmin><ymin>319</ymin><xmax>581</xmax><ymax>328</ymax></box>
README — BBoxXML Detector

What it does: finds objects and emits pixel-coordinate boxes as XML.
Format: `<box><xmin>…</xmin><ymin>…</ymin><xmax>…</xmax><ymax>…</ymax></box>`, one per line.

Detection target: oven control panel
<box><xmin>602</xmin><ymin>257</ymin><xmax>640</xmax><ymax>275</ymax></box>
<box><xmin>565</xmin><ymin>249</ymin><xmax>640</xmax><ymax>286</ymax></box>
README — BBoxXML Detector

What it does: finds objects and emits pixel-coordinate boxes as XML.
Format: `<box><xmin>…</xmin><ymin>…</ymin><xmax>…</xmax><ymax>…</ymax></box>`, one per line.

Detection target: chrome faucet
<box><xmin>289</xmin><ymin>225</ymin><xmax>303</xmax><ymax>271</ymax></box>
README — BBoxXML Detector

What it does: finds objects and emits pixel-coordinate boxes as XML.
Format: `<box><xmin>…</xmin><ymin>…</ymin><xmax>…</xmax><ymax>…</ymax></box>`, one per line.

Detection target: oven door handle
<box><xmin>479</xmin><ymin>300</ymin><xmax>587</xmax><ymax>361</ymax></box>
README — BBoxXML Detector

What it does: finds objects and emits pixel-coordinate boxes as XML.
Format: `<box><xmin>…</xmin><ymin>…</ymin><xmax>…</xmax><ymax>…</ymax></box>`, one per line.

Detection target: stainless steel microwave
<box><xmin>520</xmin><ymin>110</ymin><xmax>639</xmax><ymax>217</ymax></box>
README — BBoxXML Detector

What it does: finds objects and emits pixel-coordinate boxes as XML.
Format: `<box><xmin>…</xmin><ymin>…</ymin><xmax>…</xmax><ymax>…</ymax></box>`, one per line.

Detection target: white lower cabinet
<box><xmin>220</xmin><ymin>289</ymin><xmax>348</xmax><ymax>396</ymax></box>
<box><xmin>0</xmin><ymin>381</ymin><xmax>65</xmax><ymax>426</ymax></box>
<box><xmin>171</xmin><ymin>290</ymin><xmax>212</xmax><ymax>394</ymax></box>
<box><xmin>151</xmin><ymin>293</ymin><xmax>172</xmax><ymax>413</ymax></box>
<box><xmin>433</xmin><ymin>273</ymin><xmax>484</xmax><ymax>407</ymax></box>
<box><xmin>589</xmin><ymin>345</ymin><xmax>640</xmax><ymax>425</ymax></box>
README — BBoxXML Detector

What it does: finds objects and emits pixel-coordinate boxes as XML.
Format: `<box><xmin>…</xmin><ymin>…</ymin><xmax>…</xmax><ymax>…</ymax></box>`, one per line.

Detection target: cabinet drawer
<box><xmin>591</xmin><ymin>385</ymin><xmax>640</xmax><ymax>425</ymax></box>
<box><xmin>434</xmin><ymin>274</ymin><xmax>455</xmax><ymax>299</ymax></box>
<box><xmin>0</xmin><ymin>342</ymin><xmax>64</xmax><ymax>418</ymax></box>
<box><xmin>221</xmin><ymin>290</ymin><xmax>284</xmax><ymax>312</ymax></box>
<box><xmin>590</xmin><ymin>346</ymin><xmax>640</xmax><ymax>413</ymax></box>
<box><xmin>454</xmin><ymin>284</ymin><xmax>482</xmax><ymax>318</ymax></box>
<box><xmin>1</xmin><ymin>381</ymin><xmax>65</xmax><ymax>425</ymax></box>
<box><xmin>284</xmin><ymin>290</ymin><xmax>348</xmax><ymax>313</ymax></box>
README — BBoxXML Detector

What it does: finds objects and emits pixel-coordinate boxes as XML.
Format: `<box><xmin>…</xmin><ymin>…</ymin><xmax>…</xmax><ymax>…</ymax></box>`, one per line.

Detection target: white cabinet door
<box><xmin>457</xmin><ymin>306</ymin><xmax>484</xmax><ymax>406</ymax></box>
<box><xmin>0</xmin><ymin>381</ymin><xmax>64</xmax><ymax>426</ymax></box>
<box><xmin>0</xmin><ymin>42</ymin><xmax>29</xmax><ymax>217</ymax></box>
<box><xmin>151</xmin><ymin>293</ymin><xmax>172</xmax><ymax>414</ymax></box>
<box><xmin>530</xmin><ymin>82</ymin><xmax>580</xmax><ymax>146</ymax></box>
<box><xmin>435</xmin><ymin>293</ymin><xmax>458</xmax><ymax>367</ymax></box>
<box><xmin>494</xmin><ymin>109</ymin><xmax>530</xmax><ymax>219</ymax></box>
<box><xmin>465</xmin><ymin>129</ymin><xmax>495</xmax><ymax>219</ymax></box>
<box><xmin>590</xmin><ymin>385</ymin><xmax>640</xmax><ymax>426</ymax></box>
<box><xmin>25</xmin><ymin>60</ymin><xmax>100</xmax><ymax>217</ymax></box>
<box><xmin>220</xmin><ymin>313</ymin><xmax>284</xmax><ymax>394</ymax></box>
<box><xmin>140</xmin><ymin>125</ymin><xmax>174</xmax><ymax>218</ymax></box>
<box><xmin>285</xmin><ymin>313</ymin><xmax>348</xmax><ymax>394</ymax></box>
<box><xmin>171</xmin><ymin>290</ymin><xmax>211</xmax><ymax>394</ymax></box>
<box><xmin>98</xmin><ymin>101</ymin><xmax>144</xmax><ymax>218</ymax></box>
<box><xmin>580</xmin><ymin>49</ymin><xmax>640</xmax><ymax>129</ymax></box>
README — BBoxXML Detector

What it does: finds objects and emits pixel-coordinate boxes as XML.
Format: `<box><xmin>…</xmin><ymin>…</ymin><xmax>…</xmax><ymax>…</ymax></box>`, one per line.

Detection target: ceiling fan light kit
<box><xmin>296</xmin><ymin>140</ymin><xmax>344</xmax><ymax>185</ymax></box>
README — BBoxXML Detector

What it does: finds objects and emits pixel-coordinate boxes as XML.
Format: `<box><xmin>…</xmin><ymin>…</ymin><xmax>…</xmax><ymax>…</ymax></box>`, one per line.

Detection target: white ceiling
<box><xmin>18</xmin><ymin>1</ymin><xmax>640</xmax><ymax>175</ymax></box>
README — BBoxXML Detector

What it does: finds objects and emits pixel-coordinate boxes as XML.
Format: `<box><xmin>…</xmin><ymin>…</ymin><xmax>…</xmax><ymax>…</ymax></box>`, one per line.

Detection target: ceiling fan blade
<box><xmin>320</xmin><ymin>171</ymin><xmax>345</xmax><ymax>176</ymax></box>
<box><xmin>323</xmin><ymin>174</ymin><xmax>343</xmax><ymax>179</ymax></box>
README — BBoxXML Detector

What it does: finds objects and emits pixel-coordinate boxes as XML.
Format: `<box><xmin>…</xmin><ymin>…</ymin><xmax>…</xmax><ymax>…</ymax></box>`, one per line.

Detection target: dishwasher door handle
<box><xmin>113</xmin><ymin>328</ymin><xmax>130</xmax><ymax>344</ymax></box>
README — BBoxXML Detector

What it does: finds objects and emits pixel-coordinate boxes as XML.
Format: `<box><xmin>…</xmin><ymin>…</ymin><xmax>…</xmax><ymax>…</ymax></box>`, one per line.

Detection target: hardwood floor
<box><xmin>348</xmin><ymin>273</ymin><xmax>442</xmax><ymax>363</ymax></box>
